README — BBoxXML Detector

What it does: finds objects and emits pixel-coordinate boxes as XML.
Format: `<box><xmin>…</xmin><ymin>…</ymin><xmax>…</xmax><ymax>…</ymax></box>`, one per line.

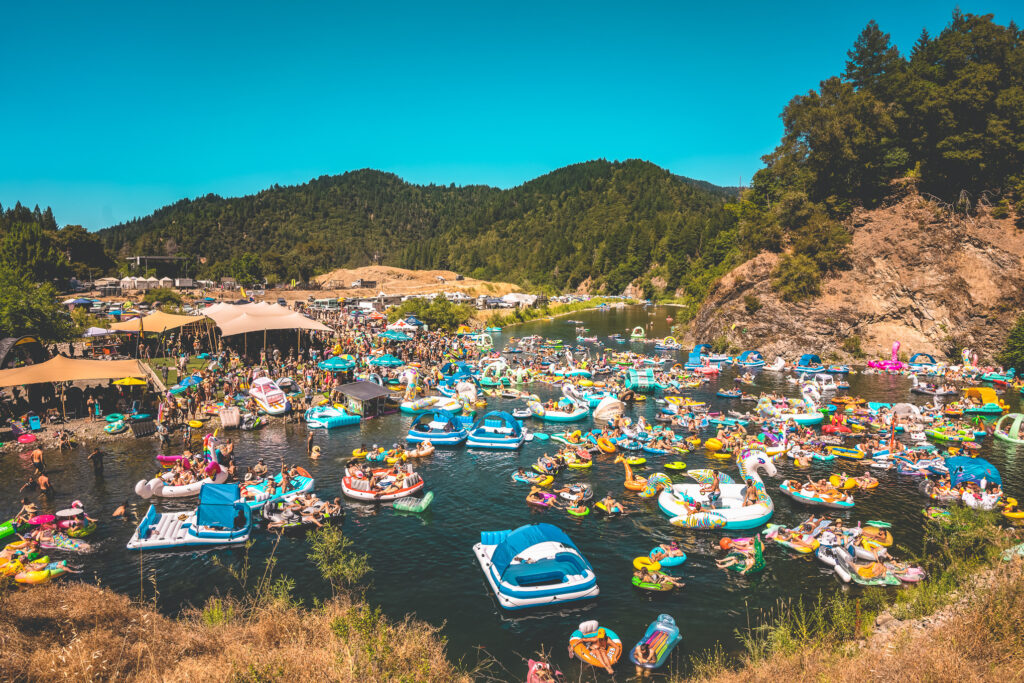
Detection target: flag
<box><xmin>240</xmin><ymin>285</ymin><xmax>247</xmax><ymax>298</ymax></box>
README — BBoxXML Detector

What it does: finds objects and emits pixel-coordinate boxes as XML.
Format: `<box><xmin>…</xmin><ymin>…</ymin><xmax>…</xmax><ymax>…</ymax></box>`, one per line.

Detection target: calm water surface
<box><xmin>5</xmin><ymin>305</ymin><xmax>1021</xmax><ymax>680</ymax></box>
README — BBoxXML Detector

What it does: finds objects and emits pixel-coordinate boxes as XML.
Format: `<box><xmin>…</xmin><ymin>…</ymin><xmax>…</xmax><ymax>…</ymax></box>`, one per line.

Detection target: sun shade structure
<box><xmin>0</xmin><ymin>356</ymin><xmax>149</xmax><ymax>387</ymax></box>
<box><xmin>109</xmin><ymin>311</ymin><xmax>210</xmax><ymax>334</ymax></box>
<box><xmin>202</xmin><ymin>302</ymin><xmax>331</xmax><ymax>336</ymax></box>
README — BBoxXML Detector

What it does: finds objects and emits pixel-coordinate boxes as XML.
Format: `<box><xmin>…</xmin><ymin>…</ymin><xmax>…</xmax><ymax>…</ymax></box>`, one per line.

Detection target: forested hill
<box><xmin>98</xmin><ymin>160</ymin><xmax>742</xmax><ymax>295</ymax></box>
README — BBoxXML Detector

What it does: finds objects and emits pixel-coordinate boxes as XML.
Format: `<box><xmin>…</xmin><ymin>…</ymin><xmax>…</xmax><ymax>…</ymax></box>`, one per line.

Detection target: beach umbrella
<box><xmin>113</xmin><ymin>377</ymin><xmax>147</xmax><ymax>386</ymax></box>
<box><xmin>369</xmin><ymin>354</ymin><xmax>404</xmax><ymax>368</ymax></box>
<box><xmin>179</xmin><ymin>375</ymin><xmax>202</xmax><ymax>388</ymax></box>
<box><xmin>381</xmin><ymin>330</ymin><xmax>412</xmax><ymax>341</ymax></box>
<box><xmin>319</xmin><ymin>356</ymin><xmax>356</xmax><ymax>372</ymax></box>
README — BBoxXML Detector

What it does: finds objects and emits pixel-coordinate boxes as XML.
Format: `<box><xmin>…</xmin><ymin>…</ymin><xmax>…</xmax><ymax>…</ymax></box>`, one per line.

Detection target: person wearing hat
<box><xmin>252</xmin><ymin>459</ymin><xmax>268</xmax><ymax>478</ymax></box>
<box><xmin>311</xmin><ymin>445</ymin><xmax>322</xmax><ymax>460</ymax></box>
<box><xmin>577</xmin><ymin>627</ymin><xmax>616</xmax><ymax>674</ymax></box>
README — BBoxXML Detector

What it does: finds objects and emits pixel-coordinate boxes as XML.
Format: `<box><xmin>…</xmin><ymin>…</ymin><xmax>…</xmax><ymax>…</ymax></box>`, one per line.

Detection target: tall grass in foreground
<box><xmin>0</xmin><ymin>527</ymin><xmax>483</xmax><ymax>682</ymax></box>
<box><xmin>683</xmin><ymin>508</ymin><xmax>1020</xmax><ymax>681</ymax></box>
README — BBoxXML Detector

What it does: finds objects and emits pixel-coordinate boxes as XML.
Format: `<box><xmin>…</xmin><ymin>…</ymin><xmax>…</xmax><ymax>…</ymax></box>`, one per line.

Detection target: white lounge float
<box><xmin>135</xmin><ymin>464</ymin><xmax>229</xmax><ymax>499</ymax></box>
<box><xmin>473</xmin><ymin>523</ymin><xmax>598</xmax><ymax>610</ymax></box>
<box><xmin>250</xmin><ymin>377</ymin><xmax>289</xmax><ymax>415</ymax></box>
<box><xmin>127</xmin><ymin>483</ymin><xmax>251</xmax><ymax>550</ymax></box>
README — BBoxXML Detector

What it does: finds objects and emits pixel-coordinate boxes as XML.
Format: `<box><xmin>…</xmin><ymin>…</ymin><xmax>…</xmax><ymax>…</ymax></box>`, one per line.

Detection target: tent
<box><xmin>387</xmin><ymin>319</ymin><xmax>418</xmax><ymax>332</ymax></box>
<box><xmin>83</xmin><ymin>327</ymin><xmax>110</xmax><ymax>337</ymax></box>
<box><xmin>947</xmin><ymin>456</ymin><xmax>1001</xmax><ymax>487</ymax></box>
<box><xmin>202</xmin><ymin>302</ymin><xmax>331</xmax><ymax>336</ymax></box>
<box><xmin>380</xmin><ymin>330</ymin><xmax>412</xmax><ymax>342</ymax></box>
<box><xmin>110</xmin><ymin>311</ymin><xmax>210</xmax><ymax>334</ymax></box>
<box><xmin>0</xmin><ymin>356</ymin><xmax>149</xmax><ymax>388</ymax></box>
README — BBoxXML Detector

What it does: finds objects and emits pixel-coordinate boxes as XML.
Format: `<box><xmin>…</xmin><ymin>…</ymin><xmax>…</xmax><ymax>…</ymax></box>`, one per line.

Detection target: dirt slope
<box><xmin>304</xmin><ymin>265</ymin><xmax>520</xmax><ymax>299</ymax></box>
<box><xmin>684</xmin><ymin>192</ymin><xmax>1024</xmax><ymax>362</ymax></box>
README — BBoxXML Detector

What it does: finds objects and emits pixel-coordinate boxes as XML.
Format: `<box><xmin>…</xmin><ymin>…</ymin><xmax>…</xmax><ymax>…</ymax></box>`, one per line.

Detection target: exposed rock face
<box><xmin>684</xmin><ymin>194</ymin><xmax>1024</xmax><ymax>362</ymax></box>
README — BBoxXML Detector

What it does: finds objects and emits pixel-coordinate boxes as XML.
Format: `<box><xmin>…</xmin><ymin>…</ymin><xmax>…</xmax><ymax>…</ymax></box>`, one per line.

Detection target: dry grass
<box><xmin>692</xmin><ymin>561</ymin><xmax>1024</xmax><ymax>682</ymax></box>
<box><xmin>0</xmin><ymin>582</ymin><xmax>473</xmax><ymax>682</ymax></box>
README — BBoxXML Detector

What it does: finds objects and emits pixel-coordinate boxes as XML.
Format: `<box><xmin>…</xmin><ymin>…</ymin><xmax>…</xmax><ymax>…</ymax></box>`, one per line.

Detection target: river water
<box><xmin>5</xmin><ymin>305</ymin><xmax>1021</xmax><ymax>680</ymax></box>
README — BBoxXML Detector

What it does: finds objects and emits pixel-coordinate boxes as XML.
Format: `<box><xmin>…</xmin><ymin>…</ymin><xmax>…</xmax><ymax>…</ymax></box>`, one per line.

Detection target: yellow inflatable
<box><xmin>704</xmin><ymin>437</ymin><xmax>723</xmax><ymax>451</ymax></box>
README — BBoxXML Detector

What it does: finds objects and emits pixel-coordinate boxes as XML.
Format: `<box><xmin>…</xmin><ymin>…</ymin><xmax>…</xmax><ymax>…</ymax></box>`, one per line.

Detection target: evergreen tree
<box><xmin>997</xmin><ymin>315</ymin><xmax>1024</xmax><ymax>373</ymax></box>
<box><xmin>843</xmin><ymin>20</ymin><xmax>903</xmax><ymax>95</ymax></box>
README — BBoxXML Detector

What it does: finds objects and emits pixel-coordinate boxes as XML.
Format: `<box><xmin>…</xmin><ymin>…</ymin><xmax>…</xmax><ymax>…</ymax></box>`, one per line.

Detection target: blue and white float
<box><xmin>127</xmin><ymin>483</ymin><xmax>251</xmax><ymax>550</ymax></box>
<box><xmin>406</xmin><ymin>410</ymin><xmax>471</xmax><ymax>446</ymax></box>
<box><xmin>473</xmin><ymin>523</ymin><xmax>599</xmax><ymax>610</ymax></box>
<box><xmin>466</xmin><ymin>411</ymin><xmax>525</xmax><ymax>450</ymax></box>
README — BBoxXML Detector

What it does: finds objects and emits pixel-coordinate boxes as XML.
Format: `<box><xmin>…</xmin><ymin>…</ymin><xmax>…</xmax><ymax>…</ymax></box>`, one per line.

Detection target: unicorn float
<box><xmin>657</xmin><ymin>449</ymin><xmax>777</xmax><ymax>530</ymax></box>
<box><xmin>868</xmin><ymin>341</ymin><xmax>906</xmax><ymax>372</ymax></box>
<box><xmin>754</xmin><ymin>385</ymin><xmax>824</xmax><ymax>426</ymax></box>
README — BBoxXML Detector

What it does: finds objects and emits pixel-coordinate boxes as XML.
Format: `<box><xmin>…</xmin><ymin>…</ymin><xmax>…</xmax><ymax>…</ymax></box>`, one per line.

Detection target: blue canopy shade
<box><xmin>369</xmin><ymin>354</ymin><xmax>404</xmax><ymax>367</ymax></box>
<box><xmin>179</xmin><ymin>375</ymin><xmax>202</xmax><ymax>388</ymax></box>
<box><xmin>380</xmin><ymin>330</ymin><xmax>412</xmax><ymax>341</ymax></box>
<box><xmin>490</xmin><ymin>523</ymin><xmax>585</xmax><ymax>578</ymax></box>
<box><xmin>797</xmin><ymin>353</ymin><xmax>822</xmax><ymax>366</ymax></box>
<box><xmin>947</xmin><ymin>457</ymin><xmax>1002</xmax><ymax>487</ymax></box>
<box><xmin>404</xmin><ymin>315</ymin><xmax>425</xmax><ymax>327</ymax></box>
<box><xmin>319</xmin><ymin>355</ymin><xmax>356</xmax><ymax>372</ymax></box>
<box><xmin>909</xmin><ymin>353</ymin><xmax>937</xmax><ymax>364</ymax></box>
<box><xmin>737</xmin><ymin>350</ymin><xmax>763</xmax><ymax>363</ymax></box>
<box><xmin>196</xmin><ymin>483</ymin><xmax>244</xmax><ymax>528</ymax></box>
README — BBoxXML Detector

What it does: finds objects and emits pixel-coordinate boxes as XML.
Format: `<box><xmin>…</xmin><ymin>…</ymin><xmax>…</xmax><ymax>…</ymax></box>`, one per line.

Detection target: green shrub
<box><xmin>142</xmin><ymin>287</ymin><xmax>183</xmax><ymax>307</ymax></box>
<box><xmin>842</xmin><ymin>335</ymin><xmax>864</xmax><ymax>358</ymax></box>
<box><xmin>711</xmin><ymin>335</ymin><xmax>730</xmax><ymax>354</ymax></box>
<box><xmin>771</xmin><ymin>254</ymin><xmax>821</xmax><ymax>302</ymax></box>
<box><xmin>743</xmin><ymin>294</ymin><xmax>762</xmax><ymax>315</ymax></box>
<box><xmin>997</xmin><ymin>315</ymin><xmax>1024</xmax><ymax>373</ymax></box>
<box><xmin>990</xmin><ymin>200</ymin><xmax>1010</xmax><ymax>219</ymax></box>
<box><xmin>201</xmin><ymin>597</ymin><xmax>235</xmax><ymax>626</ymax></box>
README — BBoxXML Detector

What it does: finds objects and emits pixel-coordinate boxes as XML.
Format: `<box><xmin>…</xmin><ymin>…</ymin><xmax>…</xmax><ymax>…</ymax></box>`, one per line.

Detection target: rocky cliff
<box><xmin>683</xmin><ymin>192</ymin><xmax>1024</xmax><ymax>363</ymax></box>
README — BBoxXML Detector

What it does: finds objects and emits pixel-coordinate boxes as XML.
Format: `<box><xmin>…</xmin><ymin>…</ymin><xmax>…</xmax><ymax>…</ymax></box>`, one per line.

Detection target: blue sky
<box><xmin>1</xmin><ymin>1</ymin><xmax>1018</xmax><ymax>229</ymax></box>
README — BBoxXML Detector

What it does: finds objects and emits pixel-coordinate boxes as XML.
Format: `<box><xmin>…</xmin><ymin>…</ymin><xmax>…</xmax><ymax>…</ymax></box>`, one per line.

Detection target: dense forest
<box><xmin>0</xmin><ymin>203</ymin><xmax>113</xmax><ymax>340</ymax></box>
<box><xmin>735</xmin><ymin>11</ymin><xmax>1023</xmax><ymax>301</ymax></box>
<box><xmin>99</xmin><ymin>160</ymin><xmax>741</xmax><ymax>297</ymax></box>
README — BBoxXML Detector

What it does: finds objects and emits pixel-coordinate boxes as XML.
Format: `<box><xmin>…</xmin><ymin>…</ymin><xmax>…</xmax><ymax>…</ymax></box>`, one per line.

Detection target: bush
<box><xmin>711</xmin><ymin>335</ymin><xmax>730</xmax><ymax>354</ymax></box>
<box><xmin>771</xmin><ymin>254</ymin><xmax>821</xmax><ymax>302</ymax></box>
<box><xmin>996</xmin><ymin>315</ymin><xmax>1024</xmax><ymax>373</ymax></box>
<box><xmin>743</xmin><ymin>294</ymin><xmax>762</xmax><ymax>315</ymax></box>
<box><xmin>842</xmin><ymin>335</ymin><xmax>864</xmax><ymax>358</ymax></box>
<box><xmin>143</xmin><ymin>287</ymin><xmax>183</xmax><ymax>307</ymax></box>
<box><xmin>990</xmin><ymin>200</ymin><xmax>1010</xmax><ymax>219</ymax></box>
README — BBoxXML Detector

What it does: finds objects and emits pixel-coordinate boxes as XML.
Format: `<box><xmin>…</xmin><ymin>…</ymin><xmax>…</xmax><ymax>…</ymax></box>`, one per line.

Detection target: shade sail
<box><xmin>0</xmin><ymin>356</ymin><xmax>149</xmax><ymax>387</ymax></box>
<box><xmin>109</xmin><ymin>311</ymin><xmax>210</xmax><ymax>334</ymax></box>
<box><xmin>202</xmin><ymin>302</ymin><xmax>331</xmax><ymax>336</ymax></box>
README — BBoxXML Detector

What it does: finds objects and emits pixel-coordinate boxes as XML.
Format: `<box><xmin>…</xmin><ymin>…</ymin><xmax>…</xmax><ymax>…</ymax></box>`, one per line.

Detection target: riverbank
<box><xmin>684</xmin><ymin>511</ymin><xmax>1024</xmax><ymax>681</ymax></box>
<box><xmin>479</xmin><ymin>297</ymin><xmax>641</xmax><ymax>328</ymax></box>
<box><xmin>0</xmin><ymin>582</ymin><xmax>476</xmax><ymax>682</ymax></box>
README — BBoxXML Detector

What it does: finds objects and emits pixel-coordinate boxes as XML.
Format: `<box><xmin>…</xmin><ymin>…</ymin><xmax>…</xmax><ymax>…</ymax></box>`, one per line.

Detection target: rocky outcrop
<box><xmin>683</xmin><ymin>194</ymin><xmax>1024</xmax><ymax>362</ymax></box>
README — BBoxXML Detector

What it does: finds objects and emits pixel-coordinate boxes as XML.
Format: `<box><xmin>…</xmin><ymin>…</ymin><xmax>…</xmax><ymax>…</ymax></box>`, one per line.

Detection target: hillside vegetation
<box><xmin>99</xmin><ymin>160</ymin><xmax>741</xmax><ymax>297</ymax></box>
<box><xmin>733</xmin><ymin>11</ymin><xmax>1024</xmax><ymax>302</ymax></box>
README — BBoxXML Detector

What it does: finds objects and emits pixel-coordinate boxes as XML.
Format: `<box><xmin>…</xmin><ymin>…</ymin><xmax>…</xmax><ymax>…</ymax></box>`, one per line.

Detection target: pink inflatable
<box><xmin>868</xmin><ymin>340</ymin><xmax>905</xmax><ymax>371</ymax></box>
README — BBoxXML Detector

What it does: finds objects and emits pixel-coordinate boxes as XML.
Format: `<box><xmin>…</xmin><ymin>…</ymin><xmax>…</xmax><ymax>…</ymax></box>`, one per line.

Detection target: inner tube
<box><xmin>631</xmin><ymin>576</ymin><xmax>674</xmax><ymax>591</ymax></box>
<box><xmin>664</xmin><ymin>461</ymin><xmax>687</xmax><ymax>470</ymax></box>
<box><xmin>633</xmin><ymin>556</ymin><xmax>661</xmax><ymax>571</ymax></box>
<box><xmin>17</xmin><ymin>434</ymin><xmax>35</xmax><ymax>444</ymax></box>
<box><xmin>187</xmin><ymin>420</ymin><xmax>203</xmax><ymax>429</ymax></box>
<box><xmin>566</xmin><ymin>506</ymin><xmax>590</xmax><ymax>517</ymax></box>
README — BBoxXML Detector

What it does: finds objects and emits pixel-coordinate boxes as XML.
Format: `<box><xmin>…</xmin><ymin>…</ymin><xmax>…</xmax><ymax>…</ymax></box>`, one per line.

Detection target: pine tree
<box><xmin>997</xmin><ymin>315</ymin><xmax>1024</xmax><ymax>373</ymax></box>
<box><xmin>843</xmin><ymin>20</ymin><xmax>903</xmax><ymax>94</ymax></box>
